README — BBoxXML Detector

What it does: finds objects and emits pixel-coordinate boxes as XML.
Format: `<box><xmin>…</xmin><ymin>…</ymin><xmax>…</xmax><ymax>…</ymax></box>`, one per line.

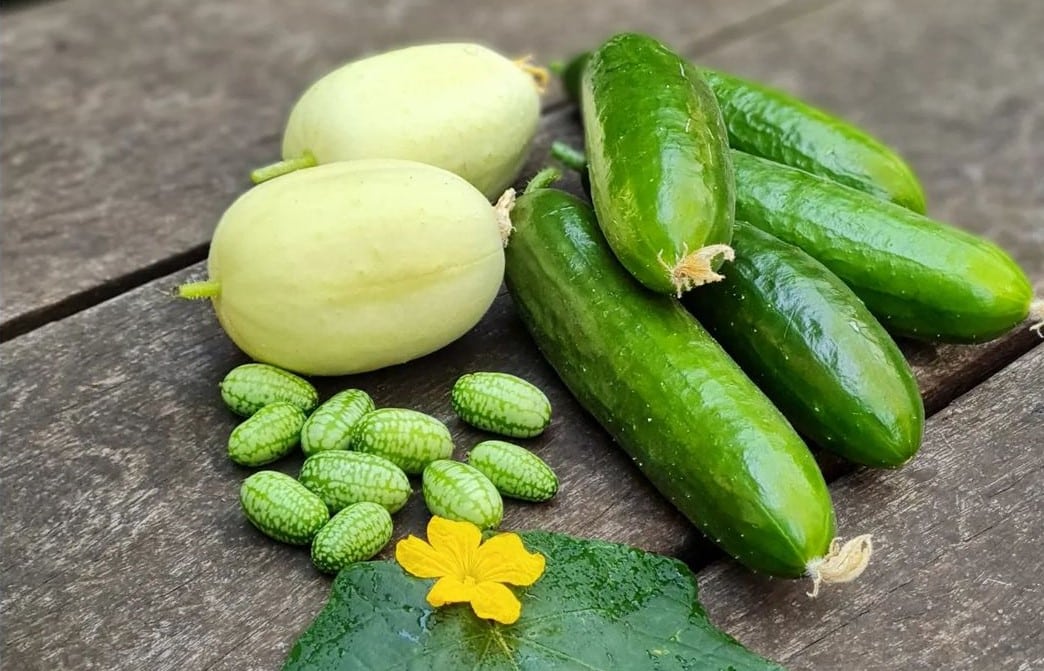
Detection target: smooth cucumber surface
<box><xmin>733</xmin><ymin>151</ymin><xmax>1033</xmax><ymax>342</ymax></box>
<box><xmin>504</xmin><ymin>186</ymin><xmax>834</xmax><ymax>577</ymax></box>
<box><xmin>581</xmin><ymin>34</ymin><xmax>734</xmax><ymax>294</ymax></box>
<box><xmin>685</xmin><ymin>222</ymin><xmax>924</xmax><ymax>468</ymax></box>
<box><xmin>559</xmin><ymin>51</ymin><xmax>926</xmax><ymax>212</ymax></box>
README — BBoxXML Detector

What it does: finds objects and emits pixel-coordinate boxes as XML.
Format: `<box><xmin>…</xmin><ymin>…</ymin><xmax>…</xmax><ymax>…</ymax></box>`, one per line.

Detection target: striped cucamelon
<box><xmin>422</xmin><ymin>460</ymin><xmax>503</xmax><ymax>529</ymax></box>
<box><xmin>299</xmin><ymin>451</ymin><xmax>411</xmax><ymax>513</ymax></box>
<box><xmin>240</xmin><ymin>471</ymin><xmax>329</xmax><ymax>545</ymax></box>
<box><xmin>300</xmin><ymin>389</ymin><xmax>375</xmax><ymax>457</ymax></box>
<box><xmin>227</xmin><ymin>401</ymin><xmax>306</xmax><ymax>467</ymax></box>
<box><xmin>310</xmin><ymin>502</ymin><xmax>393</xmax><ymax>574</ymax></box>
<box><xmin>467</xmin><ymin>440</ymin><xmax>558</xmax><ymax>502</ymax></box>
<box><xmin>219</xmin><ymin>363</ymin><xmax>318</xmax><ymax>417</ymax></box>
<box><xmin>451</xmin><ymin>372</ymin><xmax>552</xmax><ymax>438</ymax></box>
<box><xmin>350</xmin><ymin>408</ymin><xmax>454</xmax><ymax>474</ymax></box>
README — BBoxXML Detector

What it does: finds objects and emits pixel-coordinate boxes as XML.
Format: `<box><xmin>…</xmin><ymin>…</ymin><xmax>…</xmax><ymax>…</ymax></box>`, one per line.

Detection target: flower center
<box><xmin>463</xmin><ymin>575</ymin><xmax>478</xmax><ymax>586</ymax></box>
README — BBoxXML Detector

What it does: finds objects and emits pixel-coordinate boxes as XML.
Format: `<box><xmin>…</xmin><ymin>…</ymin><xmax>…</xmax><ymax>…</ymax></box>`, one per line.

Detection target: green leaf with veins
<box><xmin>282</xmin><ymin>531</ymin><xmax>784</xmax><ymax>671</ymax></box>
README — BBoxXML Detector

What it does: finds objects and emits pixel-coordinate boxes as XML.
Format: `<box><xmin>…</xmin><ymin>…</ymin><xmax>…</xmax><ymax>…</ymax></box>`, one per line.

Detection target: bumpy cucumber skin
<box><xmin>505</xmin><ymin>188</ymin><xmax>834</xmax><ymax>577</ymax></box>
<box><xmin>581</xmin><ymin>33</ymin><xmax>734</xmax><ymax>294</ymax></box>
<box><xmin>228</xmin><ymin>402</ymin><xmax>306</xmax><ymax>467</ymax></box>
<box><xmin>300</xmin><ymin>389</ymin><xmax>375</xmax><ymax>457</ymax></box>
<box><xmin>451</xmin><ymin>372</ymin><xmax>551</xmax><ymax>438</ymax></box>
<box><xmin>702</xmin><ymin>69</ymin><xmax>926</xmax><ymax>213</ymax></box>
<box><xmin>240</xmin><ymin>471</ymin><xmax>329</xmax><ymax>545</ymax></box>
<box><xmin>310</xmin><ymin>502</ymin><xmax>393</xmax><ymax>574</ymax></box>
<box><xmin>560</xmin><ymin>52</ymin><xmax>926</xmax><ymax>212</ymax></box>
<box><xmin>350</xmin><ymin>408</ymin><xmax>454</xmax><ymax>475</ymax></box>
<box><xmin>733</xmin><ymin>151</ymin><xmax>1033</xmax><ymax>342</ymax></box>
<box><xmin>468</xmin><ymin>440</ymin><xmax>558</xmax><ymax>502</ymax></box>
<box><xmin>685</xmin><ymin>222</ymin><xmax>924</xmax><ymax>468</ymax></box>
<box><xmin>219</xmin><ymin>363</ymin><xmax>318</xmax><ymax>417</ymax></box>
<box><xmin>299</xmin><ymin>451</ymin><xmax>411</xmax><ymax>513</ymax></box>
<box><xmin>422</xmin><ymin>460</ymin><xmax>503</xmax><ymax>530</ymax></box>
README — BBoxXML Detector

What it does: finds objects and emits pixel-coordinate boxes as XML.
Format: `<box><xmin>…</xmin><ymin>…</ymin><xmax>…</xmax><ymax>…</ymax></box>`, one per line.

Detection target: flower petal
<box><xmin>469</xmin><ymin>581</ymin><xmax>523</xmax><ymax>625</ymax></box>
<box><xmin>395</xmin><ymin>535</ymin><xmax>456</xmax><ymax>579</ymax></box>
<box><xmin>473</xmin><ymin>532</ymin><xmax>546</xmax><ymax>586</ymax></box>
<box><xmin>426</xmin><ymin>575</ymin><xmax>476</xmax><ymax>608</ymax></box>
<box><xmin>426</xmin><ymin>517</ymin><xmax>482</xmax><ymax>576</ymax></box>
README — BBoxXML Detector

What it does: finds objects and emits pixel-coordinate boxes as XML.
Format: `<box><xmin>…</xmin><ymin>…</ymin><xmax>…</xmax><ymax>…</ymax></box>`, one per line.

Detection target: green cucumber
<box><xmin>684</xmin><ymin>222</ymin><xmax>924</xmax><ymax>467</ymax></box>
<box><xmin>299</xmin><ymin>451</ymin><xmax>411</xmax><ymax>514</ymax></box>
<box><xmin>350</xmin><ymin>408</ymin><xmax>453</xmax><ymax>475</ymax></box>
<box><xmin>300</xmin><ymin>389</ymin><xmax>375</xmax><ymax>457</ymax></box>
<box><xmin>219</xmin><ymin>363</ymin><xmax>318</xmax><ymax>417</ymax></box>
<box><xmin>504</xmin><ymin>180</ymin><xmax>836</xmax><ymax>577</ymax></box>
<box><xmin>240</xmin><ymin>470</ymin><xmax>329</xmax><ymax>545</ymax></box>
<box><xmin>467</xmin><ymin>440</ymin><xmax>558</xmax><ymax>502</ymax></box>
<box><xmin>451</xmin><ymin>372</ymin><xmax>551</xmax><ymax>438</ymax></box>
<box><xmin>228</xmin><ymin>401</ymin><xmax>306</xmax><ymax>467</ymax></box>
<box><xmin>557</xmin><ymin>52</ymin><xmax>926</xmax><ymax>212</ymax></box>
<box><xmin>701</xmin><ymin>69</ymin><xmax>926</xmax><ymax>212</ymax></box>
<box><xmin>310</xmin><ymin>502</ymin><xmax>393</xmax><ymax>574</ymax></box>
<box><xmin>732</xmin><ymin>151</ymin><xmax>1034</xmax><ymax>342</ymax></box>
<box><xmin>422</xmin><ymin>459</ymin><xmax>503</xmax><ymax>529</ymax></box>
<box><xmin>581</xmin><ymin>33</ymin><xmax>735</xmax><ymax>295</ymax></box>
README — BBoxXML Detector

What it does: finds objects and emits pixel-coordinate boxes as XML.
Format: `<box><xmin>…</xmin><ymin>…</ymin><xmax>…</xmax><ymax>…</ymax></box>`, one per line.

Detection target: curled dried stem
<box><xmin>664</xmin><ymin>244</ymin><xmax>735</xmax><ymax>296</ymax></box>
<box><xmin>806</xmin><ymin>534</ymin><xmax>873</xmax><ymax>598</ymax></box>
<box><xmin>514</xmin><ymin>55</ymin><xmax>550</xmax><ymax>94</ymax></box>
<box><xmin>494</xmin><ymin>188</ymin><xmax>517</xmax><ymax>247</ymax></box>
<box><xmin>1029</xmin><ymin>299</ymin><xmax>1043</xmax><ymax>337</ymax></box>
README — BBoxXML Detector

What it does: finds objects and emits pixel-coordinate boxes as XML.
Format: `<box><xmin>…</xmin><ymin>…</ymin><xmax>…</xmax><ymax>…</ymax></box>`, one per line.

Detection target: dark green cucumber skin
<box><xmin>581</xmin><ymin>34</ymin><xmax>734</xmax><ymax>294</ymax></box>
<box><xmin>561</xmin><ymin>52</ymin><xmax>927</xmax><ymax>212</ymax></box>
<box><xmin>504</xmin><ymin>187</ymin><xmax>834</xmax><ymax>577</ymax></box>
<box><xmin>733</xmin><ymin>151</ymin><xmax>1033</xmax><ymax>342</ymax></box>
<box><xmin>685</xmin><ymin>222</ymin><xmax>924</xmax><ymax>468</ymax></box>
<box><xmin>701</xmin><ymin>69</ymin><xmax>926</xmax><ymax>212</ymax></box>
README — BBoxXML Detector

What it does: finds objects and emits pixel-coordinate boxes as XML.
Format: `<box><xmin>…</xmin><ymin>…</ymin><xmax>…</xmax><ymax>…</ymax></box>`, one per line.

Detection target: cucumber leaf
<box><xmin>283</xmin><ymin>531</ymin><xmax>783</xmax><ymax>671</ymax></box>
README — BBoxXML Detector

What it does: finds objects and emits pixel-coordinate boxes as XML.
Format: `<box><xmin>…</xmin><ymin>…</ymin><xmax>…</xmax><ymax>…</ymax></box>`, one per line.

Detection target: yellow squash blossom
<box><xmin>395</xmin><ymin>516</ymin><xmax>546</xmax><ymax>625</ymax></box>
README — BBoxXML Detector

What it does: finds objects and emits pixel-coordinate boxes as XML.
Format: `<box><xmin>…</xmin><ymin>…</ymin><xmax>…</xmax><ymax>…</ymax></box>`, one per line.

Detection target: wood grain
<box><xmin>697</xmin><ymin>346</ymin><xmax>1044</xmax><ymax>671</ymax></box>
<box><xmin>0</xmin><ymin>0</ymin><xmax>791</xmax><ymax>336</ymax></box>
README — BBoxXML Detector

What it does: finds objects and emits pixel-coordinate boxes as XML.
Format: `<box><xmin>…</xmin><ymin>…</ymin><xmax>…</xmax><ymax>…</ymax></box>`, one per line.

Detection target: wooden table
<box><xmin>3</xmin><ymin>0</ymin><xmax>1042</xmax><ymax>669</ymax></box>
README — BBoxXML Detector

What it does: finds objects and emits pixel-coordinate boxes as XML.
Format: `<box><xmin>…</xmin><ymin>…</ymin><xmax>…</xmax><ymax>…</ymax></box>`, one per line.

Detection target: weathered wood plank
<box><xmin>0</xmin><ymin>0</ymin><xmax>790</xmax><ymax>336</ymax></box>
<box><xmin>697</xmin><ymin>346</ymin><xmax>1044</xmax><ymax>671</ymax></box>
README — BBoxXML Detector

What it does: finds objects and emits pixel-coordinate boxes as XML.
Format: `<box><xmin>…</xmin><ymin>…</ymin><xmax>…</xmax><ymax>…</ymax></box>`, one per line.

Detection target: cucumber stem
<box><xmin>550</xmin><ymin>141</ymin><xmax>587</xmax><ymax>172</ymax></box>
<box><xmin>175</xmin><ymin>280</ymin><xmax>221</xmax><ymax>299</ymax></box>
<box><xmin>665</xmin><ymin>244</ymin><xmax>736</xmax><ymax>296</ymax></box>
<box><xmin>523</xmin><ymin>167</ymin><xmax>561</xmax><ymax>195</ymax></box>
<box><xmin>250</xmin><ymin>150</ymin><xmax>318</xmax><ymax>184</ymax></box>
<box><xmin>547</xmin><ymin>60</ymin><xmax>566</xmax><ymax>76</ymax></box>
<box><xmin>513</xmin><ymin>55</ymin><xmax>550</xmax><ymax>94</ymax></box>
<box><xmin>494</xmin><ymin>188</ymin><xmax>517</xmax><ymax>247</ymax></box>
<box><xmin>1030</xmin><ymin>299</ymin><xmax>1044</xmax><ymax>337</ymax></box>
<box><xmin>805</xmin><ymin>534</ymin><xmax>873</xmax><ymax>597</ymax></box>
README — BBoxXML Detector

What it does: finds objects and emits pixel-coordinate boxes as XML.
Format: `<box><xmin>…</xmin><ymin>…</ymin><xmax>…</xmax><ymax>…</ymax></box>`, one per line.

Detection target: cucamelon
<box><xmin>220</xmin><ymin>363</ymin><xmax>318</xmax><ymax>417</ymax></box>
<box><xmin>228</xmin><ymin>401</ymin><xmax>305</xmax><ymax>467</ymax></box>
<box><xmin>240</xmin><ymin>470</ymin><xmax>329</xmax><ymax>545</ymax></box>
<box><xmin>350</xmin><ymin>408</ymin><xmax>453</xmax><ymax>475</ymax></box>
<box><xmin>451</xmin><ymin>372</ymin><xmax>551</xmax><ymax>438</ymax></box>
<box><xmin>299</xmin><ymin>451</ymin><xmax>411</xmax><ymax>513</ymax></box>
<box><xmin>310</xmin><ymin>502</ymin><xmax>393</xmax><ymax>574</ymax></box>
<box><xmin>300</xmin><ymin>389</ymin><xmax>375</xmax><ymax>457</ymax></box>
<box><xmin>422</xmin><ymin>459</ymin><xmax>503</xmax><ymax>529</ymax></box>
<box><xmin>467</xmin><ymin>440</ymin><xmax>558</xmax><ymax>502</ymax></box>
